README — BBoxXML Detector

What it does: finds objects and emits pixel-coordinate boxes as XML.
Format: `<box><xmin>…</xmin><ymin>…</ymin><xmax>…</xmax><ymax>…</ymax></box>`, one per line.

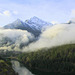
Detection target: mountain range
<box><xmin>4</xmin><ymin>16</ymin><xmax>52</xmax><ymax>36</ymax></box>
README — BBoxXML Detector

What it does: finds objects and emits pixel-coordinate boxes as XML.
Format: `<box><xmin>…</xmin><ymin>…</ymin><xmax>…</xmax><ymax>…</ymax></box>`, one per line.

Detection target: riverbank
<box><xmin>0</xmin><ymin>57</ymin><xmax>18</xmax><ymax>75</ymax></box>
<box><xmin>1</xmin><ymin>44</ymin><xmax>75</xmax><ymax>75</ymax></box>
<box><xmin>11</xmin><ymin>60</ymin><xmax>34</xmax><ymax>75</ymax></box>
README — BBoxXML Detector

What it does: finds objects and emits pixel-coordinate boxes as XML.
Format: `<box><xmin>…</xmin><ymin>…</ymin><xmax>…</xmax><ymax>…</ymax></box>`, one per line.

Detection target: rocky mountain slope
<box><xmin>4</xmin><ymin>16</ymin><xmax>52</xmax><ymax>36</ymax></box>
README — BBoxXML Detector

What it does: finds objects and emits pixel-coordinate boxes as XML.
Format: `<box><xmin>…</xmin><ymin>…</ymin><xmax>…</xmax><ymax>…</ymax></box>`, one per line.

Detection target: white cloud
<box><xmin>23</xmin><ymin>23</ymin><xmax>75</xmax><ymax>52</ymax></box>
<box><xmin>0</xmin><ymin>10</ymin><xmax>11</xmax><ymax>16</ymax></box>
<box><xmin>0</xmin><ymin>29</ymin><xmax>34</xmax><ymax>51</ymax></box>
<box><xmin>51</xmin><ymin>21</ymin><xmax>59</xmax><ymax>24</ymax></box>
<box><xmin>3</xmin><ymin>10</ymin><xmax>11</xmax><ymax>16</ymax></box>
<box><xmin>0</xmin><ymin>10</ymin><xmax>18</xmax><ymax>17</ymax></box>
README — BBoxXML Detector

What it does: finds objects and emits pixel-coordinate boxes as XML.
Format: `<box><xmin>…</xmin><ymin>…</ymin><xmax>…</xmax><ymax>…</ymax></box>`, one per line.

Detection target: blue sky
<box><xmin>0</xmin><ymin>0</ymin><xmax>75</xmax><ymax>26</ymax></box>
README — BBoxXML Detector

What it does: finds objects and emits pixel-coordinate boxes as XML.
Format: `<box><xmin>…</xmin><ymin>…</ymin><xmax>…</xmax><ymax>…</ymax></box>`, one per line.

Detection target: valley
<box><xmin>0</xmin><ymin>17</ymin><xmax>75</xmax><ymax>75</ymax></box>
<box><xmin>1</xmin><ymin>44</ymin><xmax>75</xmax><ymax>75</ymax></box>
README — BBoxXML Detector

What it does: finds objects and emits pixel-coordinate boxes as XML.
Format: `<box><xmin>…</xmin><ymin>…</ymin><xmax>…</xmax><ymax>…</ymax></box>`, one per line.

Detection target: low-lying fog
<box><xmin>0</xmin><ymin>22</ymin><xmax>75</xmax><ymax>52</ymax></box>
<box><xmin>11</xmin><ymin>60</ymin><xmax>34</xmax><ymax>75</ymax></box>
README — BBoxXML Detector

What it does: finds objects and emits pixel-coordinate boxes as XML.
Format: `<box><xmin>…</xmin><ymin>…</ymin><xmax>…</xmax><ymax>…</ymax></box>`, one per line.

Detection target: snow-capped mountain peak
<box><xmin>30</xmin><ymin>16</ymin><xmax>40</xmax><ymax>21</ymax></box>
<box><xmin>28</xmin><ymin>16</ymin><xmax>51</xmax><ymax>25</ymax></box>
<box><xmin>25</xmin><ymin>16</ymin><xmax>52</xmax><ymax>30</ymax></box>
<box><xmin>4</xmin><ymin>19</ymin><xmax>24</xmax><ymax>29</ymax></box>
<box><xmin>12</xmin><ymin>19</ymin><xmax>23</xmax><ymax>24</ymax></box>
<box><xmin>4</xmin><ymin>16</ymin><xmax>52</xmax><ymax>36</ymax></box>
<box><xmin>30</xmin><ymin>16</ymin><xmax>45</xmax><ymax>24</ymax></box>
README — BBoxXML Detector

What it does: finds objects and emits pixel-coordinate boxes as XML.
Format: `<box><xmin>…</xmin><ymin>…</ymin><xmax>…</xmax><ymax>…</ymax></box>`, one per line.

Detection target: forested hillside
<box><xmin>18</xmin><ymin>44</ymin><xmax>75</xmax><ymax>74</ymax></box>
<box><xmin>0</xmin><ymin>57</ymin><xmax>18</xmax><ymax>75</ymax></box>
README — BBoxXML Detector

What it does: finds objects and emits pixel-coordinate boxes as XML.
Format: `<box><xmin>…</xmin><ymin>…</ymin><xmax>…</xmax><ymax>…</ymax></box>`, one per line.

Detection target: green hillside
<box><xmin>18</xmin><ymin>44</ymin><xmax>75</xmax><ymax>74</ymax></box>
<box><xmin>0</xmin><ymin>57</ymin><xmax>18</xmax><ymax>75</ymax></box>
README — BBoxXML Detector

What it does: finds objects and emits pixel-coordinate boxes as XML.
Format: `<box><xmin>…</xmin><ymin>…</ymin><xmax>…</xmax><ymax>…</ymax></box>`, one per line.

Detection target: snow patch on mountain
<box><xmin>4</xmin><ymin>19</ymin><xmax>25</xmax><ymax>29</ymax></box>
<box><xmin>25</xmin><ymin>16</ymin><xmax>52</xmax><ymax>30</ymax></box>
<box><xmin>3</xmin><ymin>16</ymin><xmax>53</xmax><ymax>36</ymax></box>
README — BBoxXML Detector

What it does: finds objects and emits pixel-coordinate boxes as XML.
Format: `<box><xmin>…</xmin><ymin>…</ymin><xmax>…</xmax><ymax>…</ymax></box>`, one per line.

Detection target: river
<box><xmin>11</xmin><ymin>60</ymin><xmax>68</xmax><ymax>75</ymax></box>
<box><xmin>11</xmin><ymin>60</ymin><xmax>34</xmax><ymax>75</ymax></box>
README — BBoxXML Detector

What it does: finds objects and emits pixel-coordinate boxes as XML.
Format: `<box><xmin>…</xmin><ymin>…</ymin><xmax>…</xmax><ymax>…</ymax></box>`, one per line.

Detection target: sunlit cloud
<box><xmin>22</xmin><ymin>21</ymin><xmax>75</xmax><ymax>52</ymax></box>
<box><xmin>51</xmin><ymin>21</ymin><xmax>59</xmax><ymax>24</ymax></box>
<box><xmin>0</xmin><ymin>10</ymin><xmax>18</xmax><ymax>17</ymax></box>
<box><xmin>0</xmin><ymin>29</ymin><xmax>34</xmax><ymax>51</ymax></box>
<box><xmin>3</xmin><ymin>10</ymin><xmax>11</xmax><ymax>16</ymax></box>
<box><xmin>0</xmin><ymin>10</ymin><xmax>11</xmax><ymax>17</ymax></box>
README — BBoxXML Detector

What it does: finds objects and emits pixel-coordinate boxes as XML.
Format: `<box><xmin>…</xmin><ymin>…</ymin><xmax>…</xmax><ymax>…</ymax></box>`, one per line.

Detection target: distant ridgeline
<box><xmin>18</xmin><ymin>44</ymin><xmax>75</xmax><ymax>74</ymax></box>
